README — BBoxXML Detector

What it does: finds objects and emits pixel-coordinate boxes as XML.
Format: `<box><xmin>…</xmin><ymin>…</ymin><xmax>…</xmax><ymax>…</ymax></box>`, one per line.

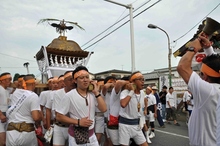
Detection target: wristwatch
<box><xmin>187</xmin><ymin>47</ymin><xmax>196</xmax><ymax>53</ymax></box>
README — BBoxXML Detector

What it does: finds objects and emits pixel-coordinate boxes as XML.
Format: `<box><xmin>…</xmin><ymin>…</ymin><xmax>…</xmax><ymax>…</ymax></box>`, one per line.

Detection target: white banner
<box><xmin>159</xmin><ymin>76</ymin><xmax>169</xmax><ymax>91</ymax></box>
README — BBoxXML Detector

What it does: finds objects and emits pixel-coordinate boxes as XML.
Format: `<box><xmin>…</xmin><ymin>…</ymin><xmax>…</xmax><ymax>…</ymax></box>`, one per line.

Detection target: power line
<box><xmin>81</xmin><ymin>0</ymin><xmax>151</xmax><ymax>48</ymax></box>
<box><xmin>0</xmin><ymin>67</ymin><xmax>38</xmax><ymax>68</ymax></box>
<box><xmin>173</xmin><ymin>2</ymin><xmax>220</xmax><ymax>43</ymax></box>
<box><xmin>0</xmin><ymin>52</ymin><xmax>36</xmax><ymax>62</ymax></box>
<box><xmin>83</xmin><ymin>0</ymin><xmax>161</xmax><ymax>50</ymax></box>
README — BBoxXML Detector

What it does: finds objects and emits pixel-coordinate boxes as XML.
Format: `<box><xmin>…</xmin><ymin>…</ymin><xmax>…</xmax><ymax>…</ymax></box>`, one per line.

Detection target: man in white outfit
<box><xmin>166</xmin><ymin>87</ymin><xmax>180</xmax><ymax>126</ymax></box>
<box><xmin>39</xmin><ymin>77</ymin><xmax>53</xmax><ymax>129</ymax></box>
<box><xmin>53</xmin><ymin>71</ymin><xmax>74</xmax><ymax>146</ymax></box>
<box><xmin>102</xmin><ymin>76</ymin><xmax>116</xmax><ymax>146</ymax></box>
<box><xmin>94</xmin><ymin>79</ymin><xmax>105</xmax><ymax>145</ymax></box>
<box><xmin>45</xmin><ymin>77</ymin><xmax>59</xmax><ymax>130</ymax></box>
<box><xmin>177</xmin><ymin>33</ymin><xmax>220</xmax><ymax>146</ymax></box>
<box><xmin>0</xmin><ymin>72</ymin><xmax>12</xmax><ymax>146</ymax></box>
<box><xmin>108</xmin><ymin>77</ymin><xmax>129</xmax><ymax>145</ymax></box>
<box><xmin>56</xmin><ymin>66</ymin><xmax>107</xmax><ymax>146</ymax></box>
<box><xmin>6</xmin><ymin>75</ymin><xmax>42</xmax><ymax>146</ymax></box>
<box><xmin>145</xmin><ymin>86</ymin><xmax>157</xmax><ymax>139</ymax></box>
<box><xmin>182</xmin><ymin>90</ymin><xmax>190</xmax><ymax>124</ymax></box>
<box><xmin>119</xmin><ymin>71</ymin><xmax>148</xmax><ymax>146</ymax></box>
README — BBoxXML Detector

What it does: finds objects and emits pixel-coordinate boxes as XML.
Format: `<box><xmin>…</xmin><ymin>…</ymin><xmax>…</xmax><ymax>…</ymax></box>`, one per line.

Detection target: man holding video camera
<box><xmin>177</xmin><ymin>31</ymin><xmax>220</xmax><ymax>146</ymax></box>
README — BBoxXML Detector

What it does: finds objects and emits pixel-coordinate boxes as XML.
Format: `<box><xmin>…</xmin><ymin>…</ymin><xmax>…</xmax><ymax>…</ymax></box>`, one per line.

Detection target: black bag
<box><xmin>74</xmin><ymin>126</ymin><xmax>90</xmax><ymax>144</ymax></box>
<box><xmin>147</xmin><ymin>105</ymin><xmax>155</xmax><ymax>113</ymax></box>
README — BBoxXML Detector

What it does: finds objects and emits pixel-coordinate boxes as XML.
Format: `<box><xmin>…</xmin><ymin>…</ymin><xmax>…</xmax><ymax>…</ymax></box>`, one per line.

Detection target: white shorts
<box><xmin>53</xmin><ymin>125</ymin><xmax>68</xmax><ymax>145</ymax></box>
<box><xmin>6</xmin><ymin>130</ymin><xmax>38</xmax><ymax>146</ymax></box>
<box><xmin>0</xmin><ymin>122</ymin><xmax>7</xmax><ymax>132</ymax></box>
<box><xmin>68</xmin><ymin>133</ymin><xmax>99</xmax><ymax>146</ymax></box>
<box><xmin>145</xmin><ymin>111</ymin><xmax>155</xmax><ymax>122</ymax></box>
<box><xmin>108</xmin><ymin>128</ymin><xmax>119</xmax><ymax>145</ymax></box>
<box><xmin>119</xmin><ymin>123</ymin><xmax>146</xmax><ymax>145</ymax></box>
<box><xmin>94</xmin><ymin>116</ymin><xmax>104</xmax><ymax>134</ymax></box>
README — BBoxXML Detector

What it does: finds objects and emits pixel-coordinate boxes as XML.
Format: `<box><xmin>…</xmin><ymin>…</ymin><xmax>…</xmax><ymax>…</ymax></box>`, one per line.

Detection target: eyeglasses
<box><xmin>135</xmin><ymin>78</ymin><xmax>145</xmax><ymax>82</ymax></box>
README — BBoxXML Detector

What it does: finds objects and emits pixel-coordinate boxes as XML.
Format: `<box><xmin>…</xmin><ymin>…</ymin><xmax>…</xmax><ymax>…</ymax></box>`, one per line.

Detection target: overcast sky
<box><xmin>0</xmin><ymin>0</ymin><xmax>220</xmax><ymax>79</ymax></box>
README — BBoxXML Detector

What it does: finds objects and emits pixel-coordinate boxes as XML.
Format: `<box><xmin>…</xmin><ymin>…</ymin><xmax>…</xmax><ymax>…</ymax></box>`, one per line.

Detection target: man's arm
<box><xmin>166</xmin><ymin>94</ymin><xmax>172</xmax><ymax>108</ymax></box>
<box><xmin>56</xmin><ymin>113</ymin><xmax>93</xmax><ymax>127</ymax></box>
<box><xmin>91</xmin><ymin>81</ymin><xmax>107</xmax><ymax>113</ymax></box>
<box><xmin>120</xmin><ymin>95</ymin><xmax>132</xmax><ymax>108</ymax></box>
<box><xmin>154</xmin><ymin>104</ymin><xmax>157</xmax><ymax>118</ymax></box>
<box><xmin>32</xmin><ymin>110</ymin><xmax>42</xmax><ymax>122</ymax></box>
<box><xmin>120</xmin><ymin>84</ymin><xmax>135</xmax><ymax>108</ymax></box>
<box><xmin>0</xmin><ymin>110</ymin><xmax>6</xmax><ymax>123</ymax></box>
<box><xmin>177</xmin><ymin>39</ymin><xmax>201</xmax><ymax>84</ymax></box>
<box><xmin>177</xmin><ymin>34</ymin><xmax>214</xmax><ymax>84</ymax></box>
<box><xmin>159</xmin><ymin>92</ymin><xmax>164</xmax><ymax>99</ymax></box>
<box><xmin>96</xmin><ymin>95</ymin><xmax>107</xmax><ymax>113</ymax></box>
<box><xmin>144</xmin><ymin>98</ymin><xmax>148</xmax><ymax>115</ymax></box>
<box><xmin>46</xmin><ymin>108</ymin><xmax>51</xmax><ymax>129</ymax></box>
<box><xmin>102</xmin><ymin>83</ymin><xmax>114</xmax><ymax>96</ymax></box>
<box><xmin>114</xmin><ymin>80</ymin><xmax>129</xmax><ymax>94</ymax></box>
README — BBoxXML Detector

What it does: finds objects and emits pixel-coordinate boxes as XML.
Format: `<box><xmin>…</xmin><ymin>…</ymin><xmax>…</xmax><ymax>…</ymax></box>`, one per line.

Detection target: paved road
<box><xmin>100</xmin><ymin>111</ymin><xmax>190</xmax><ymax>146</ymax></box>
<box><xmin>149</xmin><ymin>120</ymin><xmax>190</xmax><ymax>146</ymax></box>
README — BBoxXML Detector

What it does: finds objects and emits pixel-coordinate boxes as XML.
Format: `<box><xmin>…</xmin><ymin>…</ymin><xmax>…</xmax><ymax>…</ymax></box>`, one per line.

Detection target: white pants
<box><xmin>53</xmin><ymin>124</ymin><xmax>69</xmax><ymax>145</ymax></box>
<box><xmin>68</xmin><ymin>133</ymin><xmax>99</xmax><ymax>146</ymax></box>
<box><xmin>119</xmin><ymin>123</ymin><xmax>146</xmax><ymax>145</ymax></box>
<box><xmin>6</xmin><ymin>130</ymin><xmax>38</xmax><ymax>146</ymax></box>
<box><xmin>145</xmin><ymin>111</ymin><xmax>155</xmax><ymax>122</ymax></box>
<box><xmin>108</xmin><ymin>128</ymin><xmax>119</xmax><ymax>145</ymax></box>
<box><xmin>94</xmin><ymin>116</ymin><xmax>104</xmax><ymax>134</ymax></box>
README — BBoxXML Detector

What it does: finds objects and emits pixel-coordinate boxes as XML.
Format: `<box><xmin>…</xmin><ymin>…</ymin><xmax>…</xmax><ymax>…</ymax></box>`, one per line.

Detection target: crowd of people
<box><xmin>0</xmin><ymin>23</ymin><xmax>220</xmax><ymax>146</ymax></box>
<box><xmin>0</xmin><ymin>66</ymin><xmax>183</xmax><ymax>146</ymax></box>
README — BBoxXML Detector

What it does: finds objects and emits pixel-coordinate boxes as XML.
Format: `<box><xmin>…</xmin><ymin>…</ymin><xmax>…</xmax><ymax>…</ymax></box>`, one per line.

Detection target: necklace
<box><xmin>76</xmin><ymin>89</ymin><xmax>88</xmax><ymax>106</ymax></box>
<box><xmin>135</xmin><ymin>93</ymin><xmax>141</xmax><ymax>112</ymax></box>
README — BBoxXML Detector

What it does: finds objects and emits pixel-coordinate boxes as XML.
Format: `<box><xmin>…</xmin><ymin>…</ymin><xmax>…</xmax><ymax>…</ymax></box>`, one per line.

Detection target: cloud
<box><xmin>0</xmin><ymin>0</ymin><xmax>220</xmax><ymax>78</ymax></box>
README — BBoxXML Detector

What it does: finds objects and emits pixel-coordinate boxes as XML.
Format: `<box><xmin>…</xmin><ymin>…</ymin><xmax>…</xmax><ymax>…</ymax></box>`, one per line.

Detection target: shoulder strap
<box><xmin>7</xmin><ymin>91</ymin><xmax>33</xmax><ymax>117</ymax></box>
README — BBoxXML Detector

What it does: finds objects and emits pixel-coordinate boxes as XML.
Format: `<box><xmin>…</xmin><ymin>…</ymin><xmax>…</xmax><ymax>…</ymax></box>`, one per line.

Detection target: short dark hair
<box><xmin>24</xmin><ymin>74</ymin><xmax>35</xmax><ymax>81</ymax></box>
<box><xmin>13</xmin><ymin>73</ymin><xmax>20</xmax><ymax>82</ymax></box>
<box><xmin>58</xmin><ymin>75</ymin><xmax>64</xmax><ymax>79</ymax></box>
<box><xmin>48</xmin><ymin>77</ymin><xmax>54</xmax><ymax>81</ymax></box>
<box><xmin>26</xmin><ymin>74</ymin><xmax>35</xmax><ymax>78</ymax></box>
<box><xmin>169</xmin><ymin>87</ymin><xmax>173</xmax><ymax>90</ymax></box>
<box><xmin>0</xmin><ymin>72</ymin><xmax>10</xmax><ymax>77</ymax></box>
<box><xmin>18</xmin><ymin>75</ymin><xmax>25</xmax><ymax>79</ymax></box>
<box><xmin>64</xmin><ymin>70</ymin><xmax>73</xmax><ymax>75</ymax></box>
<box><xmin>121</xmin><ymin>76</ymin><xmax>130</xmax><ymax>81</ymax></box>
<box><xmin>162</xmin><ymin>85</ymin><xmax>167</xmax><ymax>89</ymax></box>
<box><xmin>97</xmin><ymin>78</ymin><xmax>104</xmax><ymax>82</ymax></box>
<box><xmin>202</xmin><ymin>54</ymin><xmax>220</xmax><ymax>83</ymax></box>
<box><xmin>72</xmin><ymin>66</ymin><xmax>88</xmax><ymax>78</ymax></box>
<box><xmin>104</xmin><ymin>76</ymin><xmax>116</xmax><ymax>84</ymax></box>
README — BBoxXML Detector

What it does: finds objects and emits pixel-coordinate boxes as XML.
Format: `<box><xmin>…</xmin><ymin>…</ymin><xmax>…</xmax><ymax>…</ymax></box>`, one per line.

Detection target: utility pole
<box><xmin>105</xmin><ymin>0</ymin><xmax>136</xmax><ymax>72</ymax></box>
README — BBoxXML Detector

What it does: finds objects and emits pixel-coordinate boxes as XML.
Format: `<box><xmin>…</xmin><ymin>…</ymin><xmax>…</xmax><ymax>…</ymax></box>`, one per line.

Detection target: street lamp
<box><xmin>148</xmin><ymin>24</ymin><xmax>172</xmax><ymax>87</ymax></box>
<box><xmin>23</xmin><ymin>62</ymin><xmax>30</xmax><ymax>74</ymax></box>
<box><xmin>104</xmin><ymin>0</ymin><xmax>135</xmax><ymax>72</ymax></box>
